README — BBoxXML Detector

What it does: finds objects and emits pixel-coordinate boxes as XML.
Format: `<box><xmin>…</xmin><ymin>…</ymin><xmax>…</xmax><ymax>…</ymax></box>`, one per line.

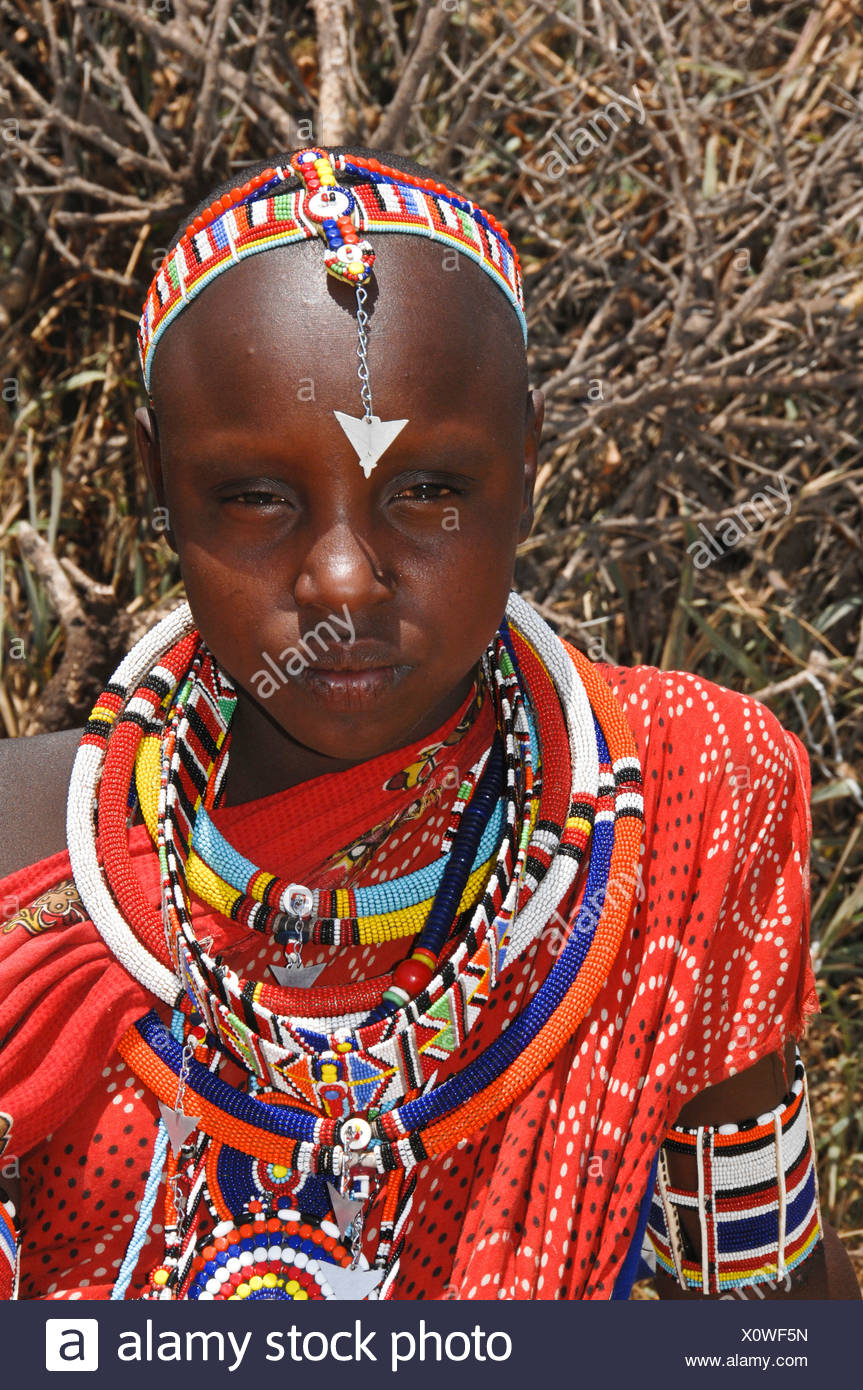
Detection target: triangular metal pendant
<box><xmin>269</xmin><ymin>960</ymin><xmax>327</xmax><ymax>988</ymax></box>
<box><xmin>323</xmin><ymin>1260</ymin><xmax>385</xmax><ymax>1301</ymax></box>
<box><xmin>326</xmin><ymin>1180</ymin><xmax>365</xmax><ymax>1242</ymax></box>
<box><xmin>333</xmin><ymin>410</ymin><xmax>409</xmax><ymax>479</ymax></box>
<box><xmin>158</xmin><ymin>1101</ymin><xmax>201</xmax><ymax>1156</ymax></box>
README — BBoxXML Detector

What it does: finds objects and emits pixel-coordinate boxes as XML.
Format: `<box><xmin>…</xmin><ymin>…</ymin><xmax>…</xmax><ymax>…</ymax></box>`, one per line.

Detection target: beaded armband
<box><xmin>0</xmin><ymin>1183</ymin><xmax>20</xmax><ymax>1300</ymax></box>
<box><xmin>646</xmin><ymin>1044</ymin><xmax>823</xmax><ymax>1295</ymax></box>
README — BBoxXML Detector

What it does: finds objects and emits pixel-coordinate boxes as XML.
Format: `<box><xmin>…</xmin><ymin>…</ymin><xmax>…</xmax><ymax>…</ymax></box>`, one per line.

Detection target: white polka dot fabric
<box><xmin>1</xmin><ymin>664</ymin><xmax>818</xmax><ymax>1299</ymax></box>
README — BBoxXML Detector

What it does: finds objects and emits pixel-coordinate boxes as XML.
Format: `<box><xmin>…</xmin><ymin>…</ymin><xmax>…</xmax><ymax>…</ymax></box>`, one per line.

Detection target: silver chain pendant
<box><xmin>334</xmin><ymin>285</ymin><xmax>408</xmax><ymax>479</ymax></box>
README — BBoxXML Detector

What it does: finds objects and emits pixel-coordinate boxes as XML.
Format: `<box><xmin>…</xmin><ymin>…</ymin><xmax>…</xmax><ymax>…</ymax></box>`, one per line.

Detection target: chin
<box><xmin>288</xmin><ymin>721</ymin><xmax>408</xmax><ymax>762</ymax></box>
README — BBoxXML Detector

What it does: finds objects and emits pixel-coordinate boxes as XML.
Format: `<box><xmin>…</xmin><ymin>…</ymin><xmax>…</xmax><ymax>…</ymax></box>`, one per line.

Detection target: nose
<box><xmin>292</xmin><ymin>520</ymin><xmax>396</xmax><ymax>615</ymax></box>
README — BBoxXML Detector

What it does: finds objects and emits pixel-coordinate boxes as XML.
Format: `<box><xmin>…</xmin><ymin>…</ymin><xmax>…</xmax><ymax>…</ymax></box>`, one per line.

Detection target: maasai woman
<box><xmin>0</xmin><ymin>146</ymin><xmax>858</xmax><ymax>1303</ymax></box>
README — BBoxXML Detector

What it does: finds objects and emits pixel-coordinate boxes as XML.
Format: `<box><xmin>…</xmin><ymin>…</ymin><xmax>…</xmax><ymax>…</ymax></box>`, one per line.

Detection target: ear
<box><xmin>135</xmin><ymin>405</ymin><xmax>177</xmax><ymax>553</ymax></box>
<box><xmin>518</xmin><ymin>387</ymin><xmax>544</xmax><ymax>544</ymax></box>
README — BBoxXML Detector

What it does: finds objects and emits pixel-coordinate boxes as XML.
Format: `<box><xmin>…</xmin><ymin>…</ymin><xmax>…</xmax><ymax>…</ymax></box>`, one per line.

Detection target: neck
<box><xmin>220</xmin><ymin>671</ymin><xmax>477</xmax><ymax>807</ymax></box>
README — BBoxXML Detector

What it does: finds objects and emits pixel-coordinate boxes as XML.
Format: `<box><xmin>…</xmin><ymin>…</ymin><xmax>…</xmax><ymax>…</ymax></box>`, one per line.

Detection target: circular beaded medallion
<box><xmin>306</xmin><ymin>186</ymin><xmax>353</xmax><ymax>220</ymax></box>
<box><xmin>181</xmin><ymin>1205</ymin><xmax>354</xmax><ymax>1301</ymax></box>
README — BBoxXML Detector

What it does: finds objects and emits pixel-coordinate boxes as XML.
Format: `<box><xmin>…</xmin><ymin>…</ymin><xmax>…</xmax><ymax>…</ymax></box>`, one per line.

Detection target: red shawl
<box><xmin>0</xmin><ymin>662</ymin><xmax>818</xmax><ymax>1299</ymax></box>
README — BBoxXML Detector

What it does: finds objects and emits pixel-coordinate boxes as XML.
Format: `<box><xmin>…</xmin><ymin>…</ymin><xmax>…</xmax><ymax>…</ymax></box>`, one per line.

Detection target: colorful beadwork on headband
<box><xmin>289</xmin><ymin>148</ymin><xmax>374</xmax><ymax>286</ymax></box>
<box><xmin>286</xmin><ymin>147</ymin><xmax>410</xmax><ymax>478</ymax></box>
<box><xmin>646</xmin><ymin>1045</ymin><xmax>823</xmax><ymax>1293</ymax></box>
<box><xmin>137</xmin><ymin>151</ymin><xmax>526</xmax><ymax>392</ymax></box>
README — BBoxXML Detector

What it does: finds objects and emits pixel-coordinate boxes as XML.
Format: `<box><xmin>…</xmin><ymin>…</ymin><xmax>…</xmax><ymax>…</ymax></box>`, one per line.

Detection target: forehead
<box><xmin>149</xmin><ymin>237</ymin><xmax>526</xmax><ymax>446</ymax></box>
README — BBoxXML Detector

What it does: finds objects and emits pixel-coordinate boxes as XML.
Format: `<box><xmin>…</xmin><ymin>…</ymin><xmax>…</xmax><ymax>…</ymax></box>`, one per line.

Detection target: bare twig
<box><xmin>373</xmin><ymin>2</ymin><xmax>455</xmax><ymax>150</ymax></box>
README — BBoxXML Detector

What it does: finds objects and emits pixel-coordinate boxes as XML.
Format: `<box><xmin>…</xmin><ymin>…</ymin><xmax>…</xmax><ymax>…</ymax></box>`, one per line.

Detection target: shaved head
<box><xmin>136</xmin><ymin>147</ymin><xmax>541</xmax><ymax>798</ymax></box>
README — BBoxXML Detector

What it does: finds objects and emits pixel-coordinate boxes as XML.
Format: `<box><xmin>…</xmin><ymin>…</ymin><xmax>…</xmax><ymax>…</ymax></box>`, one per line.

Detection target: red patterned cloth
<box><xmin>0</xmin><ymin>661</ymin><xmax>819</xmax><ymax>1300</ymax></box>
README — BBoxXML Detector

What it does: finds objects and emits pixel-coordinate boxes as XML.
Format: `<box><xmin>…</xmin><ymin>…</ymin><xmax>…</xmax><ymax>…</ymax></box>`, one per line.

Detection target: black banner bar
<box><xmin>2</xmin><ymin>1297</ymin><xmax>858</xmax><ymax>1387</ymax></box>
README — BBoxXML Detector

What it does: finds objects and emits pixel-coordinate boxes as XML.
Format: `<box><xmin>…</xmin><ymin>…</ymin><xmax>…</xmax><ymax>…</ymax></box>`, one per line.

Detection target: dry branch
<box><xmin>311</xmin><ymin>0</ymin><xmax>354</xmax><ymax>144</ymax></box>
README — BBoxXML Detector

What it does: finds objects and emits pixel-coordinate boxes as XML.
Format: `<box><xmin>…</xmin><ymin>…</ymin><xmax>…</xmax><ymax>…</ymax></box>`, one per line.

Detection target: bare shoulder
<box><xmin>0</xmin><ymin>727</ymin><xmax>85</xmax><ymax>880</ymax></box>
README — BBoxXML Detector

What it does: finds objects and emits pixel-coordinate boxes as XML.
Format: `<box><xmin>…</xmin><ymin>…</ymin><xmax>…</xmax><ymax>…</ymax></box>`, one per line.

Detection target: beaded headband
<box><xmin>137</xmin><ymin>148</ymin><xmax>526</xmax><ymax>478</ymax></box>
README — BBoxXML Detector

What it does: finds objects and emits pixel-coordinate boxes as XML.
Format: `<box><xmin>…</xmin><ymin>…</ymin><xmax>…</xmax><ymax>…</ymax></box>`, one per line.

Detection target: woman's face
<box><xmin>137</xmin><ymin>238</ymin><xmax>542</xmax><ymax>777</ymax></box>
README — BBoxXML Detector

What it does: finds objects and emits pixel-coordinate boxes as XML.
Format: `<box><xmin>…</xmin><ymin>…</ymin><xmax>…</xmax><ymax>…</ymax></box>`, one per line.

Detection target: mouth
<box><xmin>297</xmin><ymin>663</ymin><xmax>412</xmax><ymax>709</ymax></box>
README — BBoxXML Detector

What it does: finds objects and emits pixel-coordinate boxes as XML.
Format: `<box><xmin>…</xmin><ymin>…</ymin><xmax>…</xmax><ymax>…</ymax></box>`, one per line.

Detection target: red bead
<box><xmin>393</xmin><ymin>957</ymin><xmax>434</xmax><ymax>995</ymax></box>
<box><xmin>193</xmin><ymin>215</ymin><xmax>205</xmax><ymax>232</ymax></box>
<box><xmin>248</xmin><ymin>1199</ymin><xmax>262</xmax><ymax>1213</ymax></box>
<box><xmin>219</xmin><ymin>194</ymin><xmax>232</xmax><ymax>211</ymax></box>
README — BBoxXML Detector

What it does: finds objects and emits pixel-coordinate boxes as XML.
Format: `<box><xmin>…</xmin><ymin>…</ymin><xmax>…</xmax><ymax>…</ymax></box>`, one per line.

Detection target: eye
<box><xmin>223</xmin><ymin>490</ymin><xmax>290</xmax><ymax>509</ymax></box>
<box><xmin>391</xmin><ymin>481</ymin><xmax>461</xmax><ymax>503</ymax></box>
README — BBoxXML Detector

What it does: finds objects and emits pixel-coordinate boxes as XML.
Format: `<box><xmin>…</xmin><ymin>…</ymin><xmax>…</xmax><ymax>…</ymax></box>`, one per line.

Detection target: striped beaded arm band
<box><xmin>0</xmin><ymin>1181</ymin><xmax>20</xmax><ymax>1300</ymax></box>
<box><xmin>137</xmin><ymin>148</ymin><xmax>526</xmax><ymax>394</ymax></box>
<box><xmin>645</xmin><ymin>1044</ymin><xmax>823</xmax><ymax>1295</ymax></box>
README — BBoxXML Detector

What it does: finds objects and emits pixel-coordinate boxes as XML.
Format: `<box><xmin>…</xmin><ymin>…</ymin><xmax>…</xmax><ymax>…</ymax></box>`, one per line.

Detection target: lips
<box><xmin>302</xmin><ymin>652</ymin><xmax>398</xmax><ymax>672</ymax></box>
<box><xmin>299</xmin><ymin>663</ymin><xmax>410</xmax><ymax>709</ymax></box>
<box><xmin>299</xmin><ymin>640</ymin><xmax>403</xmax><ymax>672</ymax></box>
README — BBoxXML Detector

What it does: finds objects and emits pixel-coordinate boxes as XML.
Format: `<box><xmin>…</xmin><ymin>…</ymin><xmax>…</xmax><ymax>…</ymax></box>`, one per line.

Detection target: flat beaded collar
<box><xmin>72</xmin><ymin>599</ymin><xmax>585</xmax><ymax>1034</ymax></box>
<box><xmin>115</xmin><ymin>705</ymin><xmax>626</xmax><ymax>1177</ymax></box>
<box><xmin>156</xmin><ymin>643</ymin><xmax>533</xmax><ymax>1083</ymax></box>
